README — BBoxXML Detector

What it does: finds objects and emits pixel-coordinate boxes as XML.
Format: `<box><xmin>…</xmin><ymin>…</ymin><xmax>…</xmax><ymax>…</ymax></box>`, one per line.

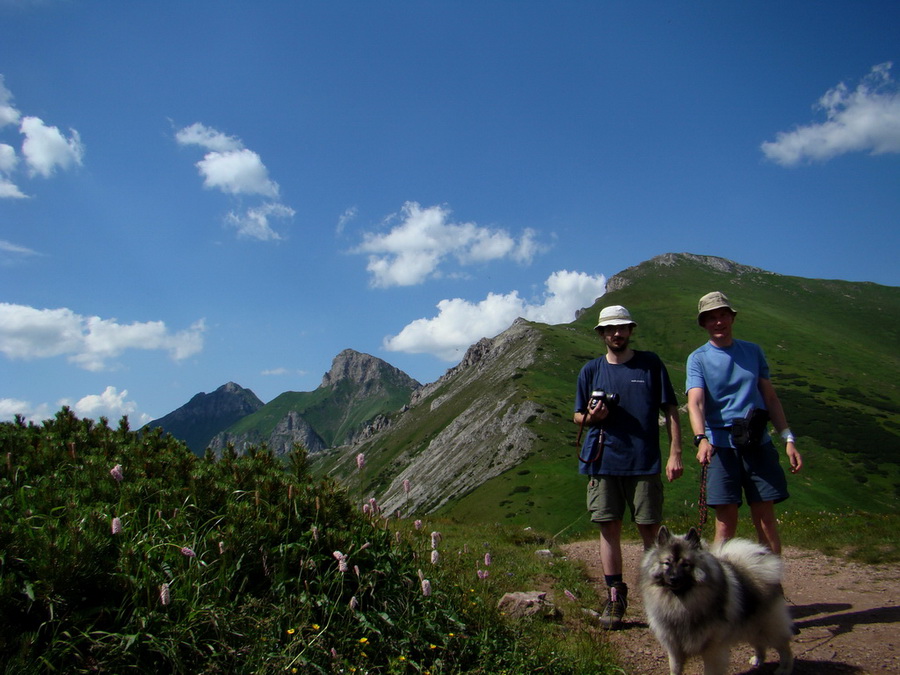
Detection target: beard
<box><xmin>605</xmin><ymin>336</ymin><xmax>630</xmax><ymax>353</ymax></box>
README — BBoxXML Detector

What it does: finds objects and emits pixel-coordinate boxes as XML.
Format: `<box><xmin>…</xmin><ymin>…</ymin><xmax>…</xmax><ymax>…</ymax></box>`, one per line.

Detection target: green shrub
<box><xmin>0</xmin><ymin>410</ymin><xmax>611</xmax><ymax>674</ymax></box>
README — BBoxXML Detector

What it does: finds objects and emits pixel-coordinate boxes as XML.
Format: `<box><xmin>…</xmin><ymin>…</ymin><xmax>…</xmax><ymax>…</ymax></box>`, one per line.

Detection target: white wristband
<box><xmin>780</xmin><ymin>428</ymin><xmax>796</xmax><ymax>444</ymax></box>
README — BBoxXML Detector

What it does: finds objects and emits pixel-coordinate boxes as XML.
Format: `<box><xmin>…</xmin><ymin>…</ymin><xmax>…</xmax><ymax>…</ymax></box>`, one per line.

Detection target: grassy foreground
<box><xmin>1</xmin><ymin>410</ymin><xmax>616</xmax><ymax>674</ymax></box>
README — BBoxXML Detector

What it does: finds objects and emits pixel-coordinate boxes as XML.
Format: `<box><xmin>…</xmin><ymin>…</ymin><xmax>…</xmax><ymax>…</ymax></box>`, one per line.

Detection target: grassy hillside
<box><xmin>395</xmin><ymin>255</ymin><xmax>900</xmax><ymax>559</ymax></box>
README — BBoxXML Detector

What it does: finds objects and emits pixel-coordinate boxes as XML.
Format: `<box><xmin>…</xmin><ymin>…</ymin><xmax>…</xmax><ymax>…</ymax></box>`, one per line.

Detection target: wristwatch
<box><xmin>693</xmin><ymin>434</ymin><xmax>708</xmax><ymax>447</ymax></box>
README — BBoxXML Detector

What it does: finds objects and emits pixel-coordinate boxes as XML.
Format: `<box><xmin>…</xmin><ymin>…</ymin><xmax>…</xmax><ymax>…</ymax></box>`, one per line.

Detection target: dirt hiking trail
<box><xmin>560</xmin><ymin>540</ymin><xmax>900</xmax><ymax>674</ymax></box>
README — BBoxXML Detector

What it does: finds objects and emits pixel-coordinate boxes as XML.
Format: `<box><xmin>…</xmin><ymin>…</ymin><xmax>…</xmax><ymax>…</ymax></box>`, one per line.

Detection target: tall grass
<box><xmin>1</xmin><ymin>410</ymin><xmax>616</xmax><ymax>674</ymax></box>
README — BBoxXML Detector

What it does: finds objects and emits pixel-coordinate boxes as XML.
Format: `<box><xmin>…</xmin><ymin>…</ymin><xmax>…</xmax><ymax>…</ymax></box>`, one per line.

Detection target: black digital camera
<box><xmin>589</xmin><ymin>389</ymin><xmax>620</xmax><ymax>409</ymax></box>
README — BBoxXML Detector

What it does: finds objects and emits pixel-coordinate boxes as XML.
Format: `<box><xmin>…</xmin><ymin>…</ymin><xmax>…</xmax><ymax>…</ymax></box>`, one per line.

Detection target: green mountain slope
<box><xmin>323</xmin><ymin>254</ymin><xmax>900</xmax><ymax>543</ymax></box>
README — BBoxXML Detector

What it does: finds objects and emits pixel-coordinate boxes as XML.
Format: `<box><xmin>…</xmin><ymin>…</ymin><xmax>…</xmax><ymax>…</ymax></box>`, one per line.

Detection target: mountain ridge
<box><xmin>316</xmin><ymin>252</ymin><xmax>900</xmax><ymax>536</ymax></box>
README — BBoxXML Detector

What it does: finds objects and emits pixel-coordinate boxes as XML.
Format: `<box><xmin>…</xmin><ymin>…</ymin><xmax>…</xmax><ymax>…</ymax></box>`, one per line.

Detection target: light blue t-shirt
<box><xmin>685</xmin><ymin>339</ymin><xmax>770</xmax><ymax>447</ymax></box>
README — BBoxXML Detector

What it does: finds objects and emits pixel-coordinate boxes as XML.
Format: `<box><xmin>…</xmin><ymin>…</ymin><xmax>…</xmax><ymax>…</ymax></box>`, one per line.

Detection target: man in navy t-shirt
<box><xmin>573</xmin><ymin>305</ymin><xmax>683</xmax><ymax>629</ymax></box>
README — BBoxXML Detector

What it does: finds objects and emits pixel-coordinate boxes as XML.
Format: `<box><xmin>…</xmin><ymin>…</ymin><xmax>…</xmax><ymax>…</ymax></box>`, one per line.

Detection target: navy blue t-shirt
<box><xmin>574</xmin><ymin>350</ymin><xmax>677</xmax><ymax>476</ymax></box>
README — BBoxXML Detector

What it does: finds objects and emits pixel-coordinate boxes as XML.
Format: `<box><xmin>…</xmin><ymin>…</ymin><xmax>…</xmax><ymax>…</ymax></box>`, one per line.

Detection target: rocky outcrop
<box><xmin>208</xmin><ymin>411</ymin><xmax>327</xmax><ymax>456</ymax></box>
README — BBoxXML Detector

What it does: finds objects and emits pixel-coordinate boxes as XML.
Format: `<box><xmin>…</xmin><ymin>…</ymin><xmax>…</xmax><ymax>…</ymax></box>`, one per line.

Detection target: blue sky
<box><xmin>2</xmin><ymin>1</ymin><xmax>898</xmax><ymax>425</ymax></box>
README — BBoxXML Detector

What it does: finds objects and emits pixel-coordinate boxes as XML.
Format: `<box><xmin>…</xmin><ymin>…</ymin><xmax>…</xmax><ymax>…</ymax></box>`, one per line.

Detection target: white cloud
<box><xmin>176</xmin><ymin>122</ymin><xmax>280</xmax><ymax>197</ymax></box>
<box><xmin>1</xmin><ymin>77</ymin><xmax>82</xmax><ymax>198</ymax></box>
<box><xmin>0</xmin><ymin>75</ymin><xmax>20</xmax><ymax>128</ymax></box>
<box><xmin>383</xmin><ymin>269</ymin><xmax>606</xmax><ymax>360</ymax></box>
<box><xmin>0</xmin><ymin>397</ymin><xmax>52</xmax><ymax>424</ymax></box>
<box><xmin>195</xmin><ymin>148</ymin><xmax>279</xmax><ymax>197</ymax></box>
<box><xmin>225</xmin><ymin>201</ymin><xmax>294</xmax><ymax>240</ymax></box>
<box><xmin>20</xmin><ymin>116</ymin><xmax>85</xmax><ymax>177</ymax></box>
<box><xmin>355</xmin><ymin>202</ymin><xmax>543</xmax><ymax>288</ymax></box>
<box><xmin>176</xmin><ymin>122</ymin><xmax>292</xmax><ymax>239</ymax></box>
<box><xmin>174</xmin><ymin>122</ymin><xmax>242</xmax><ymax>152</ymax></box>
<box><xmin>0</xmin><ymin>143</ymin><xmax>26</xmax><ymax>198</ymax></box>
<box><xmin>0</xmin><ymin>387</ymin><xmax>151</xmax><ymax>426</ymax></box>
<box><xmin>762</xmin><ymin>62</ymin><xmax>900</xmax><ymax>166</ymax></box>
<box><xmin>0</xmin><ymin>302</ymin><xmax>206</xmax><ymax>371</ymax></box>
<box><xmin>71</xmin><ymin>386</ymin><xmax>149</xmax><ymax>424</ymax></box>
<box><xmin>0</xmin><ymin>143</ymin><xmax>17</xmax><ymax>171</ymax></box>
<box><xmin>0</xmin><ymin>239</ymin><xmax>39</xmax><ymax>262</ymax></box>
<box><xmin>336</xmin><ymin>206</ymin><xmax>357</xmax><ymax>235</ymax></box>
<box><xmin>0</xmin><ymin>177</ymin><xmax>26</xmax><ymax>199</ymax></box>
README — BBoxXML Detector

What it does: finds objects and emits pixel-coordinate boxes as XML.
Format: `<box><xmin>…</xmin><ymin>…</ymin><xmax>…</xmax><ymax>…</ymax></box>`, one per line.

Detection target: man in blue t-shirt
<box><xmin>573</xmin><ymin>305</ymin><xmax>683</xmax><ymax>629</ymax></box>
<box><xmin>686</xmin><ymin>291</ymin><xmax>802</xmax><ymax>555</ymax></box>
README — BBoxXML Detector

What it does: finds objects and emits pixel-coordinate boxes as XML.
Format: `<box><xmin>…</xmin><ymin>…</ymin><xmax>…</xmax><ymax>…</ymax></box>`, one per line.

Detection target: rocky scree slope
<box><xmin>324</xmin><ymin>318</ymin><xmax>550</xmax><ymax>516</ymax></box>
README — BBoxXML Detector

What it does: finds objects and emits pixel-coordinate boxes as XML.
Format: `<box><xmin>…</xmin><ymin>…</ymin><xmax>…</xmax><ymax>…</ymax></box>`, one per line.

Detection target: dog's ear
<box><xmin>656</xmin><ymin>525</ymin><xmax>671</xmax><ymax>546</ymax></box>
<box><xmin>685</xmin><ymin>527</ymin><xmax>702</xmax><ymax>549</ymax></box>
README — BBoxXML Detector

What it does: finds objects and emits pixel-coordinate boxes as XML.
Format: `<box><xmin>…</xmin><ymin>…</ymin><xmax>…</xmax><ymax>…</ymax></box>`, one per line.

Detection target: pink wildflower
<box><xmin>564</xmin><ymin>589</ymin><xmax>577</xmax><ymax>602</ymax></box>
<box><xmin>356</xmin><ymin>453</ymin><xmax>366</xmax><ymax>470</ymax></box>
<box><xmin>109</xmin><ymin>464</ymin><xmax>124</xmax><ymax>483</ymax></box>
<box><xmin>159</xmin><ymin>583</ymin><xmax>171</xmax><ymax>606</ymax></box>
<box><xmin>349</xmin><ymin>596</ymin><xmax>359</xmax><ymax>610</ymax></box>
<box><xmin>477</xmin><ymin>569</ymin><xmax>489</xmax><ymax>580</ymax></box>
<box><xmin>421</xmin><ymin>579</ymin><xmax>432</xmax><ymax>597</ymax></box>
<box><xmin>414</xmin><ymin>519</ymin><xmax>423</xmax><ymax>530</ymax></box>
<box><xmin>403</xmin><ymin>478</ymin><xmax>411</xmax><ymax>494</ymax></box>
<box><xmin>111</xmin><ymin>517</ymin><xmax>122</xmax><ymax>535</ymax></box>
<box><xmin>431</xmin><ymin>550</ymin><xmax>439</xmax><ymax>565</ymax></box>
<box><xmin>181</xmin><ymin>547</ymin><xmax>196</xmax><ymax>558</ymax></box>
<box><xmin>484</xmin><ymin>552</ymin><xmax>492</xmax><ymax>566</ymax></box>
<box><xmin>430</xmin><ymin>531</ymin><xmax>442</xmax><ymax>549</ymax></box>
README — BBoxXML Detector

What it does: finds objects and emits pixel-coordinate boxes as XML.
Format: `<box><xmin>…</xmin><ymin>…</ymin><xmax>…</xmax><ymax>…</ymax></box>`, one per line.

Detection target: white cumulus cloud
<box><xmin>762</xmin><ymin>62</ymin><xmax>900</xmax><ymax>166</ymax></box>
<box><xmin>0</xmin><ymin>387</ymin><xmax>150</xmax><ymax>426</ymax></box>
<box><xmin>20</xmin><ymin>116</ymin><xmax>85</xmax><ymax>177</ymax></box>
<box><xmin>355</xmin><ymin>202</ymin><xmax>542</xmax><ymax>288</ymax></box>
<box><xmin>0</xmin><ymin>75</ymin><xmax>83</xmax><ymax>198</ymax></box>
<box><xmin>0</xmin><ymin>302</ymin><xmax>206</xmax><ymax>371</ymax></box>
<box><xmin>177</xmin><ymin>122</ymin><xmax>279</xmax><ymax>197</ymax></box>
<box><xmin>383</xmin><ymin>269</ymin><xmax>606</xmax><ymax>360</ymax></box>
<box><xmin>176</xmin><ymin>122</ymin><xmax>292</xmax><ymax>238</ymax></box>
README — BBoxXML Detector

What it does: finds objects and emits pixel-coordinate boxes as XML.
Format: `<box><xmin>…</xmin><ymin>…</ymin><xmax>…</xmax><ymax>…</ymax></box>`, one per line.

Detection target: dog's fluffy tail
<box><xmin>711</xmin><ymin>538</ymin><xmax>783</xmax><ymax>590</ymax></box>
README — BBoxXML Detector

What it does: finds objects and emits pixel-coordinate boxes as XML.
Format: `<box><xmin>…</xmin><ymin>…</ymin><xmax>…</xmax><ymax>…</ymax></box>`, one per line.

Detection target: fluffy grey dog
<box><xmin>639</xmin><ymin>526</ymin><xmax>794</xmax><ymax>675</ymax></box>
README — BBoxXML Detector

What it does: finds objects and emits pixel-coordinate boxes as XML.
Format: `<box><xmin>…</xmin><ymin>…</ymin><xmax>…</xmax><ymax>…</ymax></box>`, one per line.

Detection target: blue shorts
<box><xmin>706</xmin><ymin>441</ymin><xmax>789</xmax><ymax>506</ymax></box>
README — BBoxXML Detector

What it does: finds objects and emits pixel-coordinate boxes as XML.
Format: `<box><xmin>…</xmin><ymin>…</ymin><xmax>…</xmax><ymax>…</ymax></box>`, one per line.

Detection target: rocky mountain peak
<box><xmin>321</xmin><ymin>348</ymin><xmax>420</xmax><ymax>390</ymax></box>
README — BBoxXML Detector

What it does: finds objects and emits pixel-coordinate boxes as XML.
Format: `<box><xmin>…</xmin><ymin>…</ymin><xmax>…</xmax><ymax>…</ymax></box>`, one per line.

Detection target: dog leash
<box><xmin>698</xmin><ymin>462</ymin><xmax>709</xmax><ymax>533</ymax></box>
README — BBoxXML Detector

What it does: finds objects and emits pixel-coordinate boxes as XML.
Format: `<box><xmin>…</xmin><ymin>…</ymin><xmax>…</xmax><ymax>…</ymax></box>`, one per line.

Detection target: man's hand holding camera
<box><xmin>586</xmin><ymin>389</ymin><xmax>619</xmax><ymax>425</ymax></box>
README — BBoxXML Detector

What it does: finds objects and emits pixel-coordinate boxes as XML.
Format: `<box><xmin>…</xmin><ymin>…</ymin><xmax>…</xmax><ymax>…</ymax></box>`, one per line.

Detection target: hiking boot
<box><xmin>599</xmin><ymin>582</ymin><xmax>628</xmax><ymax>629</ymax></box>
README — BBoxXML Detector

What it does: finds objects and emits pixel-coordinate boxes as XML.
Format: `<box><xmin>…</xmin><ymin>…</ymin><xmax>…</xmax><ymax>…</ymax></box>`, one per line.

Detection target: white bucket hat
<box><xmin>594</xmin><ymin>305</ymin><xmax>636</xmax><ymax>329</ymax></box>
